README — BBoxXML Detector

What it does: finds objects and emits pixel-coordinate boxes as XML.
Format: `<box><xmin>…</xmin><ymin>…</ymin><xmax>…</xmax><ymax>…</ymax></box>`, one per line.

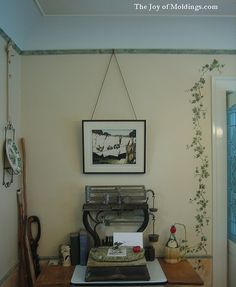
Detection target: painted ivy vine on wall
<box><xmin>183</xmin><ymin>59</ymin><xmax>224</xmax><ymax>259</ymax></box>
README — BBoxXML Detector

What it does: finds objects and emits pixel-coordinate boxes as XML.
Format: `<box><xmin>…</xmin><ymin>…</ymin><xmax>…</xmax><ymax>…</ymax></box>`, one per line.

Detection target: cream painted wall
<box><xmin>21</xmin><ymin>54</ymin><xmax>236</xmax><ymax>258</ymax></box>
<box><xmin>0</xmin><ymin>37</ymin><xmax>21</xmax><ymax>280</ymax></box>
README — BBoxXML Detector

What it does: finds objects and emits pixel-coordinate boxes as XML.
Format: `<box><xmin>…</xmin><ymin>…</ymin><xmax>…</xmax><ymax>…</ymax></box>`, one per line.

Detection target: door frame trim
<box><xmin>212</xmin><ymin>76</ymin><xmax>236</xmax><ymax>287</ymax></box>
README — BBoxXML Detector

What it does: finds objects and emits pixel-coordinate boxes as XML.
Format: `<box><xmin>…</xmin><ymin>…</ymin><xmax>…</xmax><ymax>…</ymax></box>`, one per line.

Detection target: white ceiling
<box><xmin>1</xmin><ymin>0</ymin><xmax>235</xmax><ymax>50</ymax></box>
<box><xmin>35</xmin><ymin>0</ymin><xmax>236</xmax><ymax>16</ymax></box>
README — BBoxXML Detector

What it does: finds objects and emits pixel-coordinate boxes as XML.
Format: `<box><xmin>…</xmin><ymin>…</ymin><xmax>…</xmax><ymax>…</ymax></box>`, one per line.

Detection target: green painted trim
<box><xmin>22</xmin><ymin>49</ymin><xmax>113</xmax><ymax>55</ymax></box>
<box><xmin>0</xmin><ymin>262</ymin><xmax>18</xmax><ymax>286</ymax></box>
<box><xmin>22</xmin><ymin>48</ymin><xmax>236</xmax><ymax>55</ymax></box>
<box><xmin>0</xmin><ymin>27</ymin><xmax>236</xmax><ymax>55</ymax></box>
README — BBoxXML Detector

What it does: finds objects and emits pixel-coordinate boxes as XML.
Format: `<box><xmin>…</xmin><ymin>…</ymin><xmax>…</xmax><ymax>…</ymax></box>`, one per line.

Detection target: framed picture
<box><xmin>82</xmin><ymin>120</ymin><xmax>146</xmax><ymax>174</ymax></box>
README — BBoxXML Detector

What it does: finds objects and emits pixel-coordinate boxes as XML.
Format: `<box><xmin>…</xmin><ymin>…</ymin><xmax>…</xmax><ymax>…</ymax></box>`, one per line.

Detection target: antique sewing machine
<box><xmin>80</xmin><ymin>185</ymin><xmax>162</xmax><ymax>283</ymax></box>
<box><xmin>82</xmin><ymin>185</ymin><xmax>158</xmax><ymax>247</ymax></box>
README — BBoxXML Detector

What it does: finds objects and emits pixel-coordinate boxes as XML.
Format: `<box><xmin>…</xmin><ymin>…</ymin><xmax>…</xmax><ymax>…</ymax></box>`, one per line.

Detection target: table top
<box><xmin>158</xmin><ymin>259</ymin><xmax>204</xmax><ymax>285</ymax></box>
<box><xmin>71</xmin><ymin>259</ymin><xmax>167</xmax><ymax>286</ymax></box>
<box><xmin>36</xmin><ymin>265</ymin><xmax>75</xmax><ymax>286</ymax></box>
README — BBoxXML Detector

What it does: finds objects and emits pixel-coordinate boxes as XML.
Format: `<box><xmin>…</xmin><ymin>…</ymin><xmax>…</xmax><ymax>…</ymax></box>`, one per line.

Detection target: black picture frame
<box><xmin>82</xmin><ymin>120</ymin><xmax>146</xmax><ymax>174</ymax></box>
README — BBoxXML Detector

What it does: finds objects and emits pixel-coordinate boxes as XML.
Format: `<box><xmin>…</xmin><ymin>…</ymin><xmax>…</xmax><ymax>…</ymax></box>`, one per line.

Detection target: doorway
<box><xmin>212</xmin><ymin>77</ymin><xmax>236</xmax><ymax>287</ymax></box>
<box><xmin>227</xmin><ymin>91</ymin><xmax>236</xmax><ymax>287</ymax></box>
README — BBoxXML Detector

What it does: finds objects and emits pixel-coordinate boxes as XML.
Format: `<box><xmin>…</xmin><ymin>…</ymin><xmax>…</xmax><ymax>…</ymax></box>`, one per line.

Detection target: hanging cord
<box><xmin>91</xmin><ymin>50</ymin><xmax>137</xmax><ymax>120</ymax></box>
<box><xmin>113</xmin><ymin>53</ymin><xmax>137</xmax><ymax>120</ymax></box>
<box><xmin>91</xmin><ymin>52</ymin><xmax>113</xmax><ymax>120</ymax></box>
<box><xmin>6</xmin><ymin>41</ymin><xmax>13</xmax><ymax>127</ymax></box>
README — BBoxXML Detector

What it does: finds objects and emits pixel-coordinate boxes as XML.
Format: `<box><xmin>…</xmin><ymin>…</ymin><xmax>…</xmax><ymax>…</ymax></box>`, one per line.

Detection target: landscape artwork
<box><xmin>92</xmin><ymin>129</ymin><xmax>136</xmax><ymax>165</ymax></box>
<box><xmin>82</xmin><ymin>120</ymin><xmax>146</xmax><ymax>174</ymax></box>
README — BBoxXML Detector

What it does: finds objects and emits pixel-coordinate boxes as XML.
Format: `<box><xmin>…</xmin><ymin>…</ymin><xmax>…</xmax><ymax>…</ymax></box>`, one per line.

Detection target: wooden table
<box><xmin>158</xmin><ymin>259</ymin><xmax>204</xmax><ymax>285</ymax></box>
<box><xmin>36</xmin><ymin>265</ymin><xmax>75</xmax><ymax>287</ymax></box>
<box><xmin>35</xmin><ymin>259</ymin><xmax>204</xmax><ymax>286</ymax></box>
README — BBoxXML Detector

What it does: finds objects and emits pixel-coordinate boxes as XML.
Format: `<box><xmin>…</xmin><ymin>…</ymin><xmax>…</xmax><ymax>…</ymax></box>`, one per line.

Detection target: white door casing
<box><xmin>212</xmin><ymin>77</ymin><xmax>236</xmax><ymax>287</ymax></box>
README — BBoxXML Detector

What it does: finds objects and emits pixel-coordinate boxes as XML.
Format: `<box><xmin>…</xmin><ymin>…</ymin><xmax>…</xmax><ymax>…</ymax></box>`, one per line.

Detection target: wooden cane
<box><xmin>17</xmin><ymin>189</ymin><xmax>29</xmax><ymax>287</ymax></box>
<box><xmin>18</xmin><ymin>138</ymin><xmax>36</xmax><ymax>287</ymax></box>
<box><xmin>20</xmin><ymin>138</ymin><xmax>27</xmax><ymax>216</ymax></box>
<box><xmin>17</xmin><ymin>138</ymin><xmax>29</xmax><ymax>286</ymax></box>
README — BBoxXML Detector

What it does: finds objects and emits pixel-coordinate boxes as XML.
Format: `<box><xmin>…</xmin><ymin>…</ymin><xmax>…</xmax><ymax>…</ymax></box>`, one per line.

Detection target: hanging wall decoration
<box><xmin>82</xmin><ymin>120</ymin><xmax>146</xmax><ymax>174</ymax></box>
<box><xmin>83</xmin><ymin>51</ymin><xmax>146</xmax><ymax>174</ymax></box>
<box><xmin>2</xmin><ymin>42</ymin><xmax>22</xmax><ymax>188</ymax></box>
